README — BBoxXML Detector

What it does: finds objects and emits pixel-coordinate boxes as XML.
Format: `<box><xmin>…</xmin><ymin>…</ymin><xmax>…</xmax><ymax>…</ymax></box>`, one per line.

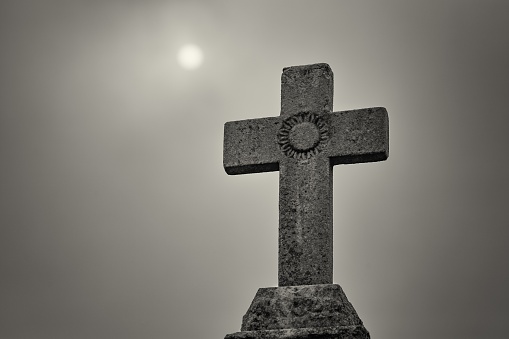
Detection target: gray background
<box><xmin>1</xmin><ymin>1</ymin><xmax>508</xmax><ymax>339</ymax></box>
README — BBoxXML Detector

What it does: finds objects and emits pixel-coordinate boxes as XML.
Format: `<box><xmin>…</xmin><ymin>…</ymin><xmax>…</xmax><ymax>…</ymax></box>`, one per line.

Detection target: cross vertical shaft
<box><xmin>279</xmin><ymin>155</ymin><xmax>333</xmax><ymax>286</ymax></box>
<box><xmin>278</xmin><ymin>64</ymin><xmax>334</xmax><ymax>286</ymax></box>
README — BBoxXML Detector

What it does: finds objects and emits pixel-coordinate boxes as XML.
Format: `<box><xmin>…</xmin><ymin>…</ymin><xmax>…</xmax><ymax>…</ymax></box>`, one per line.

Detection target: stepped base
<box><xmin>225</xmin><ymin>284</ymin><xmax>370</xmax><ymax>339</ymax></box>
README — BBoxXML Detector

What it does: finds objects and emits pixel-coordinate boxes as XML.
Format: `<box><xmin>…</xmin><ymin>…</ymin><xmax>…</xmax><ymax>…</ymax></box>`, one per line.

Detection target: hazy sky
<box><xmin>1</xmin><ymin>1</ymin><xmax>508</xmax><ymax>339</ymax></box>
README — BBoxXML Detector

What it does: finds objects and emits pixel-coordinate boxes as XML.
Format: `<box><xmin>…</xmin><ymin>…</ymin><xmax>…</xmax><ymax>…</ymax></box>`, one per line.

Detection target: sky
<box><xmin>1</xmin><ymin>1</ymin><xmax>508</xmax><ymax>339</ymax></box>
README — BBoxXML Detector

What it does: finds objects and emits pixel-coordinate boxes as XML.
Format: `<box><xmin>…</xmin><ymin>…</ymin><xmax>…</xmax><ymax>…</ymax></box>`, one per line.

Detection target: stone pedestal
<box><xmin>225</xmin><ymin>284</ymin><xmax>370</xmax><ymax>339</ymax></box>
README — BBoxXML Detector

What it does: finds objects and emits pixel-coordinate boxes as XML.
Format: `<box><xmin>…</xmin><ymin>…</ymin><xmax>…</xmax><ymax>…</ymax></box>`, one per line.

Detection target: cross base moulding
<box><xmin>225</xmin><ymin>284</ymin><xmax>370</xmax><ymax>339</ymax></box>
<box><xmin>225</xmin><ymin>325</ymin><xmax>370</xmax><ymax>339</ymax></box>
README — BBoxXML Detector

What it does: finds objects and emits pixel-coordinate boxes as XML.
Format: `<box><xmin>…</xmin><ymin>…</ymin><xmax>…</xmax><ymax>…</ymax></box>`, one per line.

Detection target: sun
<box><xmin>177</xmin><ymin>44</ymin><xmax>204</xmax><ymax>70</ymax></box>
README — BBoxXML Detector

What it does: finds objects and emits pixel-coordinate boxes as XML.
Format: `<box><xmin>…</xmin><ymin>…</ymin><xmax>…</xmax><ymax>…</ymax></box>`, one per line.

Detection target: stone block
<box><xmin>225</xmin><ymin>284</ymin><xmax>369</xmax><ymax>339</ymax></box>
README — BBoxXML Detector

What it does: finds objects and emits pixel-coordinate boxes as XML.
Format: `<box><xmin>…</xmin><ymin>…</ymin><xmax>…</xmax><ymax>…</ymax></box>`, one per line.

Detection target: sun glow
<box><xmin>177</xmin><ymin>44</ymin><xmax>204</xmax><ymax>70</ymax></box>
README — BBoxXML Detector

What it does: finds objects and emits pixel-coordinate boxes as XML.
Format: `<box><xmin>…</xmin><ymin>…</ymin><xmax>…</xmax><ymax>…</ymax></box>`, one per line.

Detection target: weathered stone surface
<box><xmin>280</xmin><ymin>63</ymin><xmax>334</xmax><ymax>118</ymax></box>
<box><xmin>224</xmin><ymin>285</ymin><xmax>370</xmax><ymax>339</ymax></box>
<box><xmin>223</xmin><ymin>117</ymin><xmax>280</xmax><ymax>175</ymax></box>
<box><xmin>240</xmin><ymin>285</ymin><xmax>362</xmax><ymax>331</ymax></box>
<box><xmin>327</xmin><ymin>108</ymin><xmax>389</xmax><ymax>165</ymax></box>
<box><xmin>225</xmin><ymin>325</ymin><xmax>370</xmax><ymax>339</ymax></box>
<box><xmin>223</xmin><ymin>63</ymin><xmax>389</xmax><ymax>286</ymax></box>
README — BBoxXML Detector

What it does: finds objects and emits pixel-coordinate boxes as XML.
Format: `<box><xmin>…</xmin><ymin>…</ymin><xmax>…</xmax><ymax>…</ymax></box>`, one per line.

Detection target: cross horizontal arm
<box><xmin>327</xmin><ymin>107</ymin><xmax>389</xmax><ymax>165</ymax></box>
<box><xmin>223</xmin><ymin>117</ymin><xmax>281</xmax><ymax>175</ymax></box>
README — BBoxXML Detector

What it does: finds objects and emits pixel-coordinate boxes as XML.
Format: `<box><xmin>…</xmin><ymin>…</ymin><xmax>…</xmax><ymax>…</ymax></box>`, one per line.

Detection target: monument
<box><xmin>223</xmin><ymin>63</ymin><xmax>389</xmax><ymax>339</ymax></box>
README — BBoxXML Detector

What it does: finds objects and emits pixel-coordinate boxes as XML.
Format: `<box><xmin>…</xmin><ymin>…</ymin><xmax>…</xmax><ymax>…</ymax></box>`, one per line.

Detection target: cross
<box><xmin>223</xmin><ymin>63</ymin><xmax>388</xmax><ymax>286</ymax></box>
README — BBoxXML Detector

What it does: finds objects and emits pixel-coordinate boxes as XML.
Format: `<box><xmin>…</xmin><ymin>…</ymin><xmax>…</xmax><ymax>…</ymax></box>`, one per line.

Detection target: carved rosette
<box><xmin>278</xmin><ymin>112</ymin><xmax>328</xmax><ymax>159</ymax></box>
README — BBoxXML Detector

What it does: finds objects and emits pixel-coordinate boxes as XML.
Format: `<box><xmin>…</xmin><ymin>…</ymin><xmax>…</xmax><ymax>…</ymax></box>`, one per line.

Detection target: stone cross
<box><xmin>223</xmin><ymin>63</ymin><xmax>388</xmax><ymax>287</ymax></box>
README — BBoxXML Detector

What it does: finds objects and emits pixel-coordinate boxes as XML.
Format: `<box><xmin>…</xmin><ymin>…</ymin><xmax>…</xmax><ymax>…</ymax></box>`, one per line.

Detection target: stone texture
<box><xmin>225</xmin><ymin>285</ymin><xmax>370</xmax><ymax>339</ymax></box>
<box><xmin>225</xmin><ymin>326</ymin><xmax>370</xmax><ymax>339</ymax></box>
<box><xmin>240</xmin><ymin>285</ymin><xmax>362</xmax><ymax>331</ymax></box>
<box><xmin>223</xmin><ymin>63</ymin><xmax>389</xmax><ymax>286</ymax></box>
<box><xmin>223</xmin><ymin>117</ymin><xmax>280</xmax><ymax>175</ymax></box>
<box><xmin>280</xmin><ymin>63</ymin><xmax>334</xmax><ymax>118</ymax></box>
<box><xmin>327</xmin><ymin>108</ymin><xmax>389</xmax><ymax>165</ymax></box>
